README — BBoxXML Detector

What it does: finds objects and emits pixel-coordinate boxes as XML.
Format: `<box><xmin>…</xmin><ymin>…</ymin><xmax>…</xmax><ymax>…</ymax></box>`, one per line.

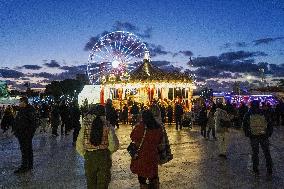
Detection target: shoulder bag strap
<box><xmin>137</xmin><ymin>126</ymin><xmax>147</xmax><ymax>152</ymax></box>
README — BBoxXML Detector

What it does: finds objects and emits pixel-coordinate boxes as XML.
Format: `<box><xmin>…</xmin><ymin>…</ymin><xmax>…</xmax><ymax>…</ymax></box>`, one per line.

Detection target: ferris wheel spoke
<box><xmin>122</xmin><ymin>42</ymin><xmax>137</xmax><ymax>60</ymax></box>
<box><xmin>97</xmin><ymin>45</ymin><xmax>111</xmax><ymax>60</ymax></box>
<box><xmin>90</xmin><ymin>52</ymin><xmax>108</xmax><ymax>62</ymax></box>
<box><xmin>102</xmin><ymin>44</ymin><xmax>115</xmax><ymax>60</ymax></box>
<box><xmin>118</xmin><ymin>32</ymin><xmax>125</xmax><ymax>52</ymax></box>
<box><xmin>124</xmin><ymin>53</ymin><xmax>142</xmax><ymax>64</ymax></box>
<box><xmin>125</xmin><ymin>43</ymin><xmax>143</xmax><ymax>60</ymax></box>
<box><xmin>120</xmin><ymin>43</ymin><xmax>134</xmax><ymax>57</ymax></box>
<box><xmin>87</xmin><ymin>31</ymin><xmax>148</xmax><ymax>85</ymax></box>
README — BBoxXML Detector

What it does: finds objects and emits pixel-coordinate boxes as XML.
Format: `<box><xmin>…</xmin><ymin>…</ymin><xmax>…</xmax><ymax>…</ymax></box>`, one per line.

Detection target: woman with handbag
<box><xmin>130</xmin><ymin>110</ymin><xmax>163</xmax><ymax>189</ymax></box>
<box><xmin>76</xmin><ymin>104</ymin><xmax>119</xmax><ymax>189</ymax></box>
<box><xmin>214</xmin><ymin>103</ymin><xmax>231</xmax><ymax>159</ymax></box>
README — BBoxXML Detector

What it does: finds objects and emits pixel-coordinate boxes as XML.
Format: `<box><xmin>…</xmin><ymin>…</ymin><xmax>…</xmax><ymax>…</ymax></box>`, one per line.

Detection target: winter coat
<box><xmin>242</xmin><ymin>109</ymin><xmax>273</xmax><ymax>139</ymax></box>
<box><xmin>70</xmin><ymin>106</ymin><xmax>81</xmax><ymax>129</ymax></box>
<box><xmin>214</xmin><ymin>108</ymin><xmax>230</xmax><ymax>133</ymax></box>
<box><xmin>207</xmin><ymin>111</ymin><xmax>215</xmax><ymax>129</ymax></box>
<box><xmin>105</xmin><ymin>104</ymin><xmax>118</xmax><ymax>125</ymax></box>
<box><xmin>167</xmin><ymin>106</ymin><xmax>173</xmax><ymax>120</ymax></box>
<box><xmin>174</xmin><ymin>104</ymin><xmax>183</xmax><ymax>118</ymax></box>
<box><xmin>13</xmin><ymin>105</ymin><xmax>36</xmax><ymax>138</ymax></box>
<box><xmin>130</xmin><ymin>123</ymin><xmax>163</xmax><ymax>178</ymax></box>
<box><xmin>198</xmin><ymin>109</ymin><xmax>208</xmax><ymax>126</ymax></box>
<box><xmin>130</xmin><ymin>104</ymin><xmax>139</xmax><ymax>115</ymax></box>
<box><xmin>76</xmin><ymin>115</ymin><xmax>119</xmax><ymax>157</ymax></box>
<box><xmin>1</xmin><ymin>109</ymin><xmax>14</xmax><ymax>128</ymax></box>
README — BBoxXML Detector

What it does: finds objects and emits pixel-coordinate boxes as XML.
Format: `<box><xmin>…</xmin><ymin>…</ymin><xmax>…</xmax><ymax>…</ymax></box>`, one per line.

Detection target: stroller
<box><xmin>181</xmin><ymin>112</ymin><xmax>192</xmax><ymax>129</ymax></box>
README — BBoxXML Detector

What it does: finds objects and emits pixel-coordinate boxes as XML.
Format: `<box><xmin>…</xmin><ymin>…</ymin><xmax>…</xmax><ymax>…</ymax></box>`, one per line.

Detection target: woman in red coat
<box><xmin>130</xmin><ymin>110</ymin><xmax>163</xmax><ymax>189</ymax></box>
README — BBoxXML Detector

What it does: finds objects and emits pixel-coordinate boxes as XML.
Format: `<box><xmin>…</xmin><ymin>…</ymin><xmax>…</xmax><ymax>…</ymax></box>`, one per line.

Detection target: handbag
<box><xmin>158</xmin><ymin>125</ymin><xmax>173</xmax><ymax>165</ymax></box>
<box><xmin>127</xmin><ymin>126</ymin><xmax>147</xmax><ymax>159</ymax></box>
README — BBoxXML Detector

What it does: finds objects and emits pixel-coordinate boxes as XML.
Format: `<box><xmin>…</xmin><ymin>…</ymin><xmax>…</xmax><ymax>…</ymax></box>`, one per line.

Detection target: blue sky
<box><xmin>0</xmin><ymin>0</ymin><xmax>283</xmax><ymax>90</ymax></box>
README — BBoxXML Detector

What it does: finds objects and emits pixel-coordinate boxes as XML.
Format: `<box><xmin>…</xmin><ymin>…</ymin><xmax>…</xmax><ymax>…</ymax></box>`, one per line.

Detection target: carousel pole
<box><xmin>100</xmin><ymin>85</ymin><xmax>104</xmax><ymax>104</ymax></box>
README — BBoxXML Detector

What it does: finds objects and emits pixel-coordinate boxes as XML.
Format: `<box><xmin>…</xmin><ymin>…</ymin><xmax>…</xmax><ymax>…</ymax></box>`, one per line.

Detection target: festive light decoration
<box><xmin>112</xmin><ymin>60</ymin><xmax>120</xmax><ymax>68</ymax></box>
<box><xmin>213</xmin><ymin>93</ymin><xmax>278</xmax><ymax>106</ymax></box>
<box><xmin>85</xmin><ymin>32</ymin><xmax>196</xmax><ymax>108</ymax></box>
<box><xmin>87</xmin><ymin>31</ymin><xmax>148</xmax><ymax>85</ymax></box>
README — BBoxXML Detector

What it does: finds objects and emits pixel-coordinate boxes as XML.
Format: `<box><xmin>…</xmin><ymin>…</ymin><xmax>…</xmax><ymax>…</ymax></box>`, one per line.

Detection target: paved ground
<box><xmin>0</xmin><ymin>123</ymin><xmax>284</xmax><ymax>189</ymax></box>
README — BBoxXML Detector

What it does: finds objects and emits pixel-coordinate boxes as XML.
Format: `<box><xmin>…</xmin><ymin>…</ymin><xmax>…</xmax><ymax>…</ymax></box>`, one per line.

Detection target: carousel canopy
<box><xmin>129</xmin><ymin>59</ymin><xmax>193</xmax><ymax>83</ymax></box>
<box><xmin>103</xmin><ymin>59</ymin><xmax>193</xmax><ymax>84</ymax></box>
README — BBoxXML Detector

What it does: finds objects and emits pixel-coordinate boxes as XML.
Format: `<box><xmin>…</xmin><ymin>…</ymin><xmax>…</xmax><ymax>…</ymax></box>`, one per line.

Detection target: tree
<box><xmin>45</xmin><ymin>79</ymin><xmax>84</xmax><ymax>101</ymax></box>
<box><xmin>45</xmin><ymin>81</ymin><xmax>62</xmax><ymax>100</ymax></box>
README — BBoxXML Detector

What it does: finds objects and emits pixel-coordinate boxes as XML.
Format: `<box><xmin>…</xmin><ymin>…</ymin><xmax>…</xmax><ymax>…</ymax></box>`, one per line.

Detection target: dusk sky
<box><xmin>0</xmin><ymin>0</ymin><xmax>283</xmax><ymax>91</ymax></box>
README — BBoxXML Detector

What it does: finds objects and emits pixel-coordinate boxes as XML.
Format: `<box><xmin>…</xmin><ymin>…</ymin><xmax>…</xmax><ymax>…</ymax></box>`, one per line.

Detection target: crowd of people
<box><xmin>1</xmin><ymin>96</ymin><xmax>284</xmax><ymax>188</ymax></box>
<box><xmin>194</xmin><ymin>98</ymin><xmax>284</xmax><ymax>181</ymax></box>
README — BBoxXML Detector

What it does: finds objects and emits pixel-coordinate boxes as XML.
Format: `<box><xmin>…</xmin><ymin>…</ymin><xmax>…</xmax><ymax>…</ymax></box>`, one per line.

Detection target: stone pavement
<box><xmin>0</xmin><ymin>124</ymin><xmax>284</xmax><ymax>189</ymax></box>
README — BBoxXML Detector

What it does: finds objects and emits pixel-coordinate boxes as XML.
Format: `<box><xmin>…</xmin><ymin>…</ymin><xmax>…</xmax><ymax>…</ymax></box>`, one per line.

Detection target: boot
<box><xmin>149</xmin><ymin>178</ymin><xmax>159</xmax><ymax>189</ymax></box>
<box><xmin>140</xmin><ymin>184</ymin><xmax>148</xmax><ymax>189</ymax></box>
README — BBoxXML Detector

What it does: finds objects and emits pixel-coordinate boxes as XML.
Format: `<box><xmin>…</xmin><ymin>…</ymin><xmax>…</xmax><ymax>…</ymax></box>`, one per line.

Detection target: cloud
<box><xmin>218</xmin><ymin>72</ymin><xmax>234</xmax><ymax>78</ymax></box>
<box><xmin>220</xmin><ymin>43</ymin><xmax>232</xmax><ymax>49</ymax></box>
<box><xmin>151</xmin><ymin>60</ymin><xmax>171</xmax><ymax>67</ymax></box>
<box><xmin>219</xmin><ymin>51</ymin><xmax>268</xmax><ymax>62</ymax></box>
<box><xmin>178</xmin><ymin>50</ymin><xmax>194</xmax><ymax>57</ymax></box>
<box><xmin>253</xmin><ymin>37</ymin><xmax>284</xmax><ymax>45</ymax></box>
<box><xmin>191</xmin><ymin>56</ymin><xmax>221</xmax><ymax>68</ymax></box>
<box><xmin>33</xmin><ymin>72</ymin><xmax>55</xmax><ymax>78</ymax></box>
<box><xmin>60</xmin><ymin>65</ymin><xmax>86</xmax><ymax>75</ymax></box>
<box><xmin>113</xmin><ymin>21</ymin><xmax>152</xmax><ymax>39</ymax></box>
<box><xmin>147</xmin><ymin>43</ymin><xmax>169</xmax><ymax>57</ymax></box>
<box><xmin>21</xmin><ymin>65</ymin><xmax>42</xmax><ymax>70</ymax></box>
<box><xmin>84</xmin><ymin>30</ymin><xmax>110</xmax><ymax>51</ymax></box>
<box><xmin>44</xmin><ymin>60</ymin><xmax>61</xmax><ymax>68</ymax></box>
<box><xmin>113</xmin><ymin>21</ymin><xmax>138</xmax><ymax>32</ymax></box>
<box><xmin>160</xmin><ymin>65</ymin><xmax>182</xmax><ymax>72</ymax></box>
<box><xmin>0</xmin><ymin>68</ymin><xmax>25</xmax><ymax>78</ymax></box>
<box><xmin>194</xmin><ymin>68</ymin><xmax>220</xmax><ymax>78</ymax></box>
<box><xmin>187</xmin><ymin>50</ymin><xmax>279</xmax><ymax>79</ymax></box>
<box><xmin>29</xmin><ymin>83</ymin><xmax>46</xmax><ymax>88</ymax></box>
<box><xmin>31</xmin><ymin>65</ymin><xmax>87</xmax><ymax>81</ymax></box>
<box><xmin>137</xmin><ymin>27</ymin><xmax>152</xmax><ymax>39</ymax></box>
<box><xmin>268</xmin><ymin>63</ymin><xmax>284</xmax><ymax>77</ymax></box>
<box><xmin>19</xmin><ymin>77</ymin><xmax>30</xmax><ymax>80</ymax></box>
<box><xmin>235</xmin><ymin>42</ymin><xmax>248</xmax><ymax>47</ymax></box>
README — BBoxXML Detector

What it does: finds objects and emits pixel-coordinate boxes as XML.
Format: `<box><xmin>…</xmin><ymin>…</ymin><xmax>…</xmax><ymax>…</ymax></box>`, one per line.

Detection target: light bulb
<box><xmin>112</xmin><ymin>60</ymin><xmax>120</xmax><ymax>68</ymax></box>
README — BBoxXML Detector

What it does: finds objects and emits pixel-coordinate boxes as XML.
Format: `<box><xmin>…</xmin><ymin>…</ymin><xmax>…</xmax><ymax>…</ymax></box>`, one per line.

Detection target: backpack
<box><xmin>250</xmin><ymin>114</ymin><xmax>267</xmax><ymax>135</ymax></box>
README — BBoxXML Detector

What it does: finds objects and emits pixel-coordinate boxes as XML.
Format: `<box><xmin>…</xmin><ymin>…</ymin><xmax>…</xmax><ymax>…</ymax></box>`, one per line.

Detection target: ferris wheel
<box><xmin>87</xmin><ymin>31</ymin><xmax>148</xmax><ymax>84</ymax></box>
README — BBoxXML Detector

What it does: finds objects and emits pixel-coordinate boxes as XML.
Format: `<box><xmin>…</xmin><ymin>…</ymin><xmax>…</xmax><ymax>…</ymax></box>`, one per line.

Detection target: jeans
<box><xmin>207</xmin><ymin>127</ymin><xmax>216</xmax><ymax>138</ymax></box>
<box><xmin>250</xmin><ymin>137</ymin><xmax>273</xmax><ymax>173</ymax></box>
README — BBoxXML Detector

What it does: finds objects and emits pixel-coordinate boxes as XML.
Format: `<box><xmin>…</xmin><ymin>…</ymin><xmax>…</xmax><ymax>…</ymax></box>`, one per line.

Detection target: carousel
<box><xmin>78</xmin><ymin>31</ymin><xmax>196</xmax><ymax>110</ymax></box>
